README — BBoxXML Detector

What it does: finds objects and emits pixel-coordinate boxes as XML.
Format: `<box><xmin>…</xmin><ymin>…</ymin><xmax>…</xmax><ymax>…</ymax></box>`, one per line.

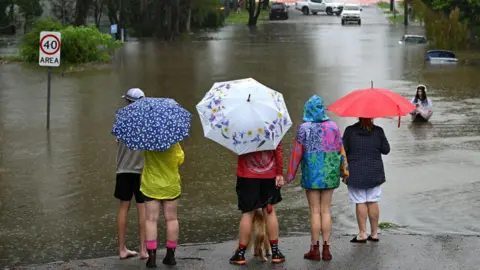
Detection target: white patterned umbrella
<box><xmin>196</xmin><ymin>78</ymin><xmax>293</xmax><ymax>155</ymax></box>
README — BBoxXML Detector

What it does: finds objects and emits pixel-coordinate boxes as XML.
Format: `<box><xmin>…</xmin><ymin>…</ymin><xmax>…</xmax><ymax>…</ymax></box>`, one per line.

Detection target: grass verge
<box><xmin>388</xmin><ymin>14</ymin><xmax>405</xmax><ymax>23</ymax></box>
<box><xmin>224</xmin><ymin>9</ymin><xmax>269</xmax><ymax>24</ymax></box>
<box><xmin>376</xmin><ymin>1</ymin><xmax>390</xmax><ymax>9</ymax></box>
<box><xmin>0</xmin><ymin>55</ymin><xmax>23</xmax><ymax>63</ymax></box>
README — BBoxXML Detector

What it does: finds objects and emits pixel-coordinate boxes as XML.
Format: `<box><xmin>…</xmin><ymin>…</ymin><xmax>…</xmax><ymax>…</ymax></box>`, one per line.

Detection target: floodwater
<box><xmin>1</xmin><ymin>6</ymin><xmax>480</xmax><ymax>267</ymax></box>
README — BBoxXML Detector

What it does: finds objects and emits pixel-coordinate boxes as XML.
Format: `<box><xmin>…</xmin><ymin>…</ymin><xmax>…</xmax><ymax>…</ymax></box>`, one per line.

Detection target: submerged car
<box><xmin>399</xmin><ymin>34</ymin><xmax>427</xmax><ymax>44</ymax></box>
<box><xmin>270</xmin><ymin>3</ymin><xmax>289</xmax><ymax>20</ymax></box>
<box><xmin>341</xmin><ymin>4</ymin><xmax>362</xmax><ymax>25</ymax></box>
<box><xmin>425</xmin><ymin>50</ymin><xmax>458</xmax><ymax>64</ymax></box>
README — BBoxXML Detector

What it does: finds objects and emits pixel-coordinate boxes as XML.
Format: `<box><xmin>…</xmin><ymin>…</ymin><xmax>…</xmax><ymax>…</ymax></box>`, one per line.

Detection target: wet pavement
<box><xmin>24</xmin><ymin>235</ymin><xmax>480</xmax><ymax>270</ymax></box>
<box><xmin>1</xmin><ymin>5</ymin><xmax>480</xmax><ymax>268</ymax></box>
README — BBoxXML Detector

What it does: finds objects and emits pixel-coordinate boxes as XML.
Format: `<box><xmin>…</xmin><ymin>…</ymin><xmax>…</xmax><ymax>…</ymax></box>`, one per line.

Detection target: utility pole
<box><xmin>390</xmin><ymin>0</ymin><xmax>394</xmax><ymax>12</ymax></box>
<box><xmin>404</xmin><ymin>0</ymin><xmax>408</xmax><ymax>26</ymax></box>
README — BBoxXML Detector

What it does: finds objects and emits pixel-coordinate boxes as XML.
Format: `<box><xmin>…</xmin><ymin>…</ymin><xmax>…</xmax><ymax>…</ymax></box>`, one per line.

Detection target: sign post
<box><xmin>39</xmin><ymin>31</ymin><xmax>61</xmax><ymax>130</ymax></box>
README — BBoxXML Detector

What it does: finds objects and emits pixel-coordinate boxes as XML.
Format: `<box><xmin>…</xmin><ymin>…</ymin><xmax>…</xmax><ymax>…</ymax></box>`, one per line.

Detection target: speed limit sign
<box><xmin>39</xmin><ymin>31</ymin><xmax>61</xmax><ymax>67</ymax></box>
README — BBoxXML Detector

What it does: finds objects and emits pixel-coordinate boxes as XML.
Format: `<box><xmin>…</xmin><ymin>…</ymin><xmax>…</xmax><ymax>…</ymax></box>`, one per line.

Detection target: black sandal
<box><xmin>367</xmin><ymin>236</ymin><xmax>380</xmax><ymax>242</ymax></box>
<box><xmin>350</xmin><ymin>236</ymin><xmax>367</xmax><ymax>243</ymax></box>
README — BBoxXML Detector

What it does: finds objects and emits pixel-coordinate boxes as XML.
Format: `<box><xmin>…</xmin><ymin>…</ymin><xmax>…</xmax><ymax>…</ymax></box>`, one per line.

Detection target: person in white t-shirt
<box><xmin>114</xmin><ymin>88</ymin><xmax>148</xmax><ymax>260</ymax></box>
<box><xmin>410</xmin><ymin>85</ymin><xmax>433</xmax><ymax>121</ymax></box>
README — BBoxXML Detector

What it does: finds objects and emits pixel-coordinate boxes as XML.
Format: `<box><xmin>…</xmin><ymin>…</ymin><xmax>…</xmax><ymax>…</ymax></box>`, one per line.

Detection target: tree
<box><xmin>247</xmin><ymin>0</ymin><xmax>264</xmax><ymax>26</ymax></box>
<box><xmin>16</xmin><ymin>0</ymin><xmax>43</xmax><ymax>33</ymax></box>
<box><xmin>74</xmin><ymin>0</ymin><xmax>94</xmax><ymax>26</ymax></box>
<box><xmin>49</xmin><ymin>0</ymin><xmax>76</xmax><ymax>24</ymax></box>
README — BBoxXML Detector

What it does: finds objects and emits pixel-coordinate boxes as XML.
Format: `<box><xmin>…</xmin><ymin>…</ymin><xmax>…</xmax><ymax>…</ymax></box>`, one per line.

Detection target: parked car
<box><xmin>295</xmin><ymin>0</ymin><xmax>344</xmax><ymax>16</ymax></box>
<box><xmin>399</xmin><ymin>34</ymin><xmax>427</xmax><ymax>44</ymax></box>
<box><xmin>270</xmin><ymin>2</ymin><xmax>289</xmax><ymax>20</ymax></box>
<box><xmin>341</xmin><ymin>4</ymin><xmax>362</xmax><ymax>25</ymax></box>
<box><xmin>425</xmin><ymin>50</ymin><xmax>458</xmax><ymax>64</ymax></box>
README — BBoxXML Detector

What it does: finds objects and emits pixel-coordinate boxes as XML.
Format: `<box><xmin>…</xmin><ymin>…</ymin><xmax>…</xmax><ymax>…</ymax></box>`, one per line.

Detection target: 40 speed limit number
<box><xmin>39</xmin><ymin>31</ymin><xmax>61</xmax><ymax>67</ymax></box>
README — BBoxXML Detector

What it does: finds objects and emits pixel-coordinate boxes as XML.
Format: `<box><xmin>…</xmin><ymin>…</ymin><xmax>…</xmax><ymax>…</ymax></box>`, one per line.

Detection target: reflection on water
<box><xmin>1</xmin><ymin>7</ymin><xmax>480</xmax><ymax>267</ymax></box>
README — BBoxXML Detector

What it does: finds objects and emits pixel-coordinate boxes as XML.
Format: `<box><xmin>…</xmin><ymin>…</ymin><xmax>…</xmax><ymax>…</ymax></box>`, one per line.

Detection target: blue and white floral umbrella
<box><xmin>113</xmin><ymin>97</ymin><xmax>192</xmax><ymax>151</ymax></box>
<box><xmin>196</xmin><ymin>78</ymin><xmax>293</xmax><ymax>155</ymax></box>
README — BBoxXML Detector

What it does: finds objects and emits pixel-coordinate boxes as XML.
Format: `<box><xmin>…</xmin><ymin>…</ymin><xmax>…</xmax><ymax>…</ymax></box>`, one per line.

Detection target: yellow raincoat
<box><xmin>140</xmin><ymin>143</ymin><xmax>184</xmax><ymax>200</ymax></box>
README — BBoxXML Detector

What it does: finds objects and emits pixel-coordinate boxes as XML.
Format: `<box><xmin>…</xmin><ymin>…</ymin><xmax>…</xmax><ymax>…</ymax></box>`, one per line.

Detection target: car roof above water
<box><xmin>426</xmin><ymin>50</ymin><xmax>457</xmax><ymax>58</ymax></box>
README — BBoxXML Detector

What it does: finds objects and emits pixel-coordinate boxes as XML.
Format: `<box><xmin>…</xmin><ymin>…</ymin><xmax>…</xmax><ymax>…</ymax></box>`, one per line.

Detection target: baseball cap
<box><xmin>122</xmin><ymin>88</ymin><xmax>145</xmax><ymax>101</ymax></box>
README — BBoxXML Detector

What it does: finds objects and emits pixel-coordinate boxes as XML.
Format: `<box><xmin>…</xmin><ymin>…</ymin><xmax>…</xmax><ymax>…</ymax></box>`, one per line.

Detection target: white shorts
<box><xmin>348</xmin><ymin>185</ymin><xmax>382</xmax><ymax>204</ymax></box>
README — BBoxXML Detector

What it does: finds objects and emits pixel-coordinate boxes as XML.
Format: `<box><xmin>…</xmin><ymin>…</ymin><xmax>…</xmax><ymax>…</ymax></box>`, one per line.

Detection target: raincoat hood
<box><xmin>303</xmin><ymin>95</ymin><xmax>330</xmax><ymax>122</ymax></box>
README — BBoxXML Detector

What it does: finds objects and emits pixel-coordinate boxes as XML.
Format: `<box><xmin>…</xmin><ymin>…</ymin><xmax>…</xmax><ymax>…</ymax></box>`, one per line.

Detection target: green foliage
<box><xmin>376</xmin><ymin>1</ymin><xmax>390</xmax><ymax>9</ymax></box>
<box><xmin>20</xmin><ymin>18</ymin><xmax>123</xmax><ymax>64</ymax></box>
<box><xmin>16</xmin><ymin>0</ymin><xmax>43</xmax><ymax>19</ymax></box>
<box><xmin>191</xmin><ymin>0</ymin><xmax>225</xmax><ymax>28</ymax></box>
<box><xmin>412</xmin><ymin>0</ymin><xmax>468</xmax><ymax>49</ymax></box>
<box><xmin>224</xmin><ymin>9</ymin><xmax>268</xmax><ymax>24</ymax></box>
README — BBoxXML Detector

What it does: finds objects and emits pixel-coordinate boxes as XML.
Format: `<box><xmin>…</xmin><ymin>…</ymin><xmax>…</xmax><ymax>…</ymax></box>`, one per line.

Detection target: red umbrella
<box><xmin>327</xmin><ymin>86</ymin><xmax>415</xmax><ymax>127</ymax></box>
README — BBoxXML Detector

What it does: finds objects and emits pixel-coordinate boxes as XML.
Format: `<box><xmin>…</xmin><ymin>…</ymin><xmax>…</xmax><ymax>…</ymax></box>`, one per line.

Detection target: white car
<box><xmin>295</xmin><ymin>0</ymin><xmax>344</xmax><ymax>16</ymax></box>
<box><xmin>341</xmin><ymin>4</ymin><xmax>362</xmax><ymax>25</ymax></box>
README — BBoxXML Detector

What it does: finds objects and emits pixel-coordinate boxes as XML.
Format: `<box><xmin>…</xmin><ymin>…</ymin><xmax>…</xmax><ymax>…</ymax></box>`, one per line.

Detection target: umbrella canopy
<box><xmin>327</xmin><ymin>88</ymin><xmax>415</xmax><ymax>118</ymax></box>
<box><xmin>112</xmin><ymin>97</ymin><xmax>192</xmax><ymax>151</ymax></box>
<box><xmin>196</xmin><ymin>78</ymin><xmax>293</xmax><ymax>155</ymax></box>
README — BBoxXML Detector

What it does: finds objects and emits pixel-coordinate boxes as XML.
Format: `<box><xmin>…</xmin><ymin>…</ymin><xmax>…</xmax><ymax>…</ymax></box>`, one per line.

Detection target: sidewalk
<box><xmin>22</xmin><ymin>234</ymin><xmax>480</xmax><ymax>270</ymax></box>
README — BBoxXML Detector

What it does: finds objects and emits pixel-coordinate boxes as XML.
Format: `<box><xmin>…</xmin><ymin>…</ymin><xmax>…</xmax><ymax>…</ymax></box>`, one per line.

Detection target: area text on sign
<box><xmin>39</xmin><ymin>31</ymin><xmax>61</xmax><ymax>67</ymax></box>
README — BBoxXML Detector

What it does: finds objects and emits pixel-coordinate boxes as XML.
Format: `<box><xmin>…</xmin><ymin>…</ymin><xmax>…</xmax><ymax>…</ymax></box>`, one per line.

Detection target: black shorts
<box><xmin>114</xmin><ymin>173</ymin><xmax>145</xmax><ymax>203</ymax></box>
<box><xmin>236</xmin><ymin>177</ymin><xmax>282</xmax><ymax>213</ymax></box>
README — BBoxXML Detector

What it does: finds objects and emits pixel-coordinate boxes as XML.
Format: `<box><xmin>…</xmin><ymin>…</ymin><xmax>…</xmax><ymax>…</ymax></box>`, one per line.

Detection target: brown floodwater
<box><xmin>1</xmin><ymin>7</ymin><xmax>480</xmax><ymax>267</ymax></box>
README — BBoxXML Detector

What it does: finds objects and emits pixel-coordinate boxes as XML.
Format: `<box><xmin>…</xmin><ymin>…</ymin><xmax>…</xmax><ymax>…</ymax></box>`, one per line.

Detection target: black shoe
<box><xmin>162</xmin><ymin>248</ymin><xmax>177</xmax><ymax>266</ymax></box>
<box><xmin>229</xmin><ymin>248</ymin><xmax>246</xmax><ymax>265</ymax></box>
<box><xmin>271</xmin><ymin>250</ymin><xmax>286</xmax><ymax>263</ymax></box>
<box><xmin>146</xmin><ymin>249</ymin><xmax>157</xmax><ymax>268</ymax></box>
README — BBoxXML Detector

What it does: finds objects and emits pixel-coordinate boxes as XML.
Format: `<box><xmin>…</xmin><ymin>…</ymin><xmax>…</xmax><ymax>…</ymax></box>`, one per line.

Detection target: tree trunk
<box><xmin>248</xmin><ymin>0</ymin><xmax>263</xmax><ymax>26</ymax></box>
<box><xmin>175</xmin><ymin>0</ymin><xmax>180</xmax><ymax>35</ymax></box>
<box><xmin>263</xmin><ymin>0</ymin><xmax>269</xmax><ymax>10</ymax></box>
<box><xmin>74</xmin><ymin>0</ymin><xmax>93</xmax><ymax>26</ymax></box>
<box><xmin>247</xmin><ymin>0</ymin><xmax>256</xmax><ymax>26</ymax></box>
<box><xmin>186</xmin><ymin>6</ymin><xmax>192</xmax><ymax>33</ymax></box>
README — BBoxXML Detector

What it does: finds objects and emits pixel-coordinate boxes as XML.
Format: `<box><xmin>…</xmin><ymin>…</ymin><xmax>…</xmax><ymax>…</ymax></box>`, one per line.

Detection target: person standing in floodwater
<box><xmin>229</xmin><ymin>143</ymin><xmax>286</xmax><ymax>265</ymax></box>
<box><xmin>286</xmin><ymin>95</ymin><xmax>349</xmax><ymax>261</ymax></box>
<box><xmin>142</xmin><ymin>143</ymin><xmax>184</xmax><ymax>268</ymax></box>
<box><xmin>114</xmin><ymin>88</ymin><xmax>148</xmax><ymax>260</ymax></box>
<box><xmin>343</xmin><ymin>118</ymin><xmax>390</xmax><ymax>243</ymax></box>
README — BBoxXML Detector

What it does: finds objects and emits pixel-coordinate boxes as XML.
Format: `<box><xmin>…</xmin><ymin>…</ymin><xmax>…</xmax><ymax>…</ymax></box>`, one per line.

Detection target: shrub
<box><xmin>20</xmin><ymin>18</ymin><xmax>122</xmax><ymax>64</ymax></box>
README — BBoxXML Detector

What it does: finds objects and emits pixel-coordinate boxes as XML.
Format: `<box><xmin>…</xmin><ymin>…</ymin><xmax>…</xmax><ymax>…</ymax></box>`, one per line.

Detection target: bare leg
<box><xmin>319</xmin><ymin>190</ymin><xmax>334</xmax><ymax>244</ymax></box>
<box><xmin>118</xmin><ymin>200</ymin><xmax>137</xmax><ymax>258</ymax></box>
<box><xmin>136</xmin><ymin>203</ymin><xmax>148</xmax><ymax>259</ymax></box>
<box><xmin>145</xmin><ymin>200</ymin><xmax>161</xmax><ymax>242</ymax></box>
<box><xmin>262</xmin><ymin>207</ymin><xmax>279</xmax><ymax>241</ymax></box>
<box><xmin>162</xmin><ymin>199</ymin><xmax>179</xmax><ymax>243</ymax></box>
<box><xmin>355</xmin><ymin>203</ymin><xmax>368</xmax><ymax>240</ymax></box>
<box><xmin>305</xmin><ymin>190</ymin><xmax>321</xmax><ymax>244</ymax></box>
<box><xmin>239</xmin><ymin>211</ymin><xmax>255</xmax><ymax>245</ymax></box>
<box><xmin>367</xmin><ymin>202</ymin><xmax>380</xmax><ymax>239</ymax></box>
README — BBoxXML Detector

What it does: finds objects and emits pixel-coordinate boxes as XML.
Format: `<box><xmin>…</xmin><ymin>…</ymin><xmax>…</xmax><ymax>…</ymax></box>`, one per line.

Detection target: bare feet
<box><xmin>120</xmin><ymin>248</ymin><xmax>138</xmax><ymax>259</ymax></box>
<box><xmin>140</xmin><ymin>250</ymin><xmax>149</xmax><ymax>260</ymax></box>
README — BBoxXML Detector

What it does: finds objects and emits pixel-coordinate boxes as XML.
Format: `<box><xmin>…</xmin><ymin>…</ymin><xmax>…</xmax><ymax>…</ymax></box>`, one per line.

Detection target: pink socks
<box><xmin>166</xmin><ymin>241</ymin><xmax>177</xmax><ymax>249</ymax></box>
<box><xmin>146</xmin><ymin>240</ymin><xmax>177</xmax><ymax>249</ymax></box>
<box><xmin>146</xmin><ymin>240</ymin><xmax>157</xmax><ymax>250</ymax></box>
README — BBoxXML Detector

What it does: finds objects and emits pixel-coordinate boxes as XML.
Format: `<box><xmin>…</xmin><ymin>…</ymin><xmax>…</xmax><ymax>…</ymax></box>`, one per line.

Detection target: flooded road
<box><xmin>1</xmin><ymin>6</ymin><xmax>480</xmax><ymax>267</ymax></box>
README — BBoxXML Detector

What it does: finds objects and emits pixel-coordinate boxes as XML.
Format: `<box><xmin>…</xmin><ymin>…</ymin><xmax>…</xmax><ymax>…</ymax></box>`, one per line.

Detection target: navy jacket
<box><xmin>343</xmin><ymin>123</ymin><xmax>390</xmax><ymax>189</ymax></box>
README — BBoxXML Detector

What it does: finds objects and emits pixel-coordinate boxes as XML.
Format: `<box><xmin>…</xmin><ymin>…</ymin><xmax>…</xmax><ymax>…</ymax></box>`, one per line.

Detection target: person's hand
<box><xmin>275</xmin><ymin>175</ymin><xmax>285</xmax><ymax>188</ymax></box>
<box><xmin>115</xmin><ymin>138</ymin><xmax>119</xmax><ymax>145</ymax></box>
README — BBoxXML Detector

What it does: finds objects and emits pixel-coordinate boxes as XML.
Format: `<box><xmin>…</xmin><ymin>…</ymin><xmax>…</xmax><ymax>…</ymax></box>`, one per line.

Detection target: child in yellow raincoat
<box><xmin>141</xmin><ymin>143</ymin><xmax>184</xmax><ymax>268</ymax></box>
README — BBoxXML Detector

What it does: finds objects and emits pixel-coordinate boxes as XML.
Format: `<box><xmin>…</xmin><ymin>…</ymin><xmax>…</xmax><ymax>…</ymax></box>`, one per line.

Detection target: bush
<box><xmin>20</xmin><ymin>18</ymin><xmax>122</xmax><ymax>64</ymax></box>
